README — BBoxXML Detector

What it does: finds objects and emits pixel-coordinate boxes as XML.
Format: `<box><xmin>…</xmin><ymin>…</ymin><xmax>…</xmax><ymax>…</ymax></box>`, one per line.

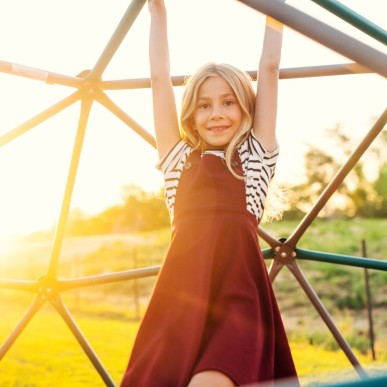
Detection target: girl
<box><xmin>121</xmin><ymin>0</ymin><xmax>298</xmax><ymax>385</ymax></box>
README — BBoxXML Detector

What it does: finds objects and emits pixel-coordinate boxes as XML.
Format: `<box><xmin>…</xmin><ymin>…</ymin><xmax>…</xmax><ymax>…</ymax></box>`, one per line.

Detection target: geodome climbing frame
<box><xmin>0</xmin><ymin>0</ymin><xmax>386</xmax><ymax>386</ymax></box>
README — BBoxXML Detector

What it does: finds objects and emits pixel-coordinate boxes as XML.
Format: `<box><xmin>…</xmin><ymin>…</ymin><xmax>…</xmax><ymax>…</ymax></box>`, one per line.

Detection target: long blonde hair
<box><xmin>180</xmin><ymin>62</ymin><xmax>255</xmax><ymax>179</ymax></box>
<box><xmin>179</xmin><ymin>62</ymin><xmax>285</xmax><ymax>222</ymax></box>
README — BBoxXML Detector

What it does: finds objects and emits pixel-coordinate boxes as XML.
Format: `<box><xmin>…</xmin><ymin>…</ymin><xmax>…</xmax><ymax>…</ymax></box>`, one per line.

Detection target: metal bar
<box><xmin>296</xmin><ymin>248</ymin><xmax>387</xmax><ymax>272</ymax></box>
<box><xmin>0</xmin><ymin>91</ymin><xmax>82</xmax><ymax>147</ymax></box>
<box><xmin>287</xmin><ymin>107</ymin><xmax>387</xmax><ymax>247</ymax></box>
<box><xmin>0</xmin><ymin>278</ymin><xmax>39</xmax><ymax>292</ymax></box>
<box><xmin>57</xmin><ymin>266</ymin><xmax>160</xmax><ymax>291</ymax></box>
<box><xmin>311</xmin><ymin>0</ymin><xmax>387</xmax><ymax>45</ymax></box>
<box><xmin>101</xmin><ymin>63</ymin><xmax>372</xmax><ymax>90</ymax></box>
<box><xmin>47</xmin><ymin>96</ymin><xmax>94</xmax><ymax>279</ymax></box>
<box><xmin>287</xmin><ymin>260</ymin><xmax>367</xmax><ymax>378</ymax></box>
<box><xmin>268</xmin><ymin>260</ymin><xmax>284</xmax><ymax>282</ymax></box>
<box><xmin>94</xmin><ymin>90</ymin><xmax>156</xmax><ymax>148</ymax></box>
<box><xmin>261</xmin><ymin>248</ymin><xmax>274</xmax><ymax>260</ymax></box>
<box><xmin>50</xmin><ymin>295</ymin><xmax>115</xmax><ymax>387</ymax></box>
<box><xmin>0</xmin><ymin>296</ymin><xmax>45</xmax><ymax>360</ymax></box>
<box><xmin>87</xmin><ymin>0</ymin><xmax>147</xmax><ymax>80</ymax></box>
<box><xmin>277</xmin><ymin>63</ymin><xmax>371</xmax><ymax>79</ymax></box>
<box><xmin>0</xmin><ymin>59</ymin><xmax>84</xmax><ymax>87</ymax></box>
<box><xmin>257</xmin><ymin>226</ymin><xmax>281</xmax><ymax>248</ymax></box>
<box><xmin>236</xmin><ymin>0</ymin><xmax>387</xmax><ymax>77</ymax></box>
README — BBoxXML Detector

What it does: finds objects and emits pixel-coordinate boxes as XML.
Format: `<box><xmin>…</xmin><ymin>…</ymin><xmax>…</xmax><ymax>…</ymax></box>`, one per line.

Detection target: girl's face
<box><xmin>193</xmin><ymin>75</ymin><xmax>243</xmax><ymax>150</ymax></box>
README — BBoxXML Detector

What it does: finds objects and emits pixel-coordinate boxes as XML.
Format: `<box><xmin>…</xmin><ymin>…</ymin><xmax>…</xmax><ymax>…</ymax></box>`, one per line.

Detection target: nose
<box><xmin>210</xmin><ymin>105</ymin><xmax>223</xmax><ymax>120</ymax></box>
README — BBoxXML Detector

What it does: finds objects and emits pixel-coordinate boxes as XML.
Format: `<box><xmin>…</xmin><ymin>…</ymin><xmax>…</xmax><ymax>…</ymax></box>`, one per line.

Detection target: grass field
<box><xmin>0</xmin><ymin>218</ymin><xmax>386</xmax><ymax>386</ymax></box>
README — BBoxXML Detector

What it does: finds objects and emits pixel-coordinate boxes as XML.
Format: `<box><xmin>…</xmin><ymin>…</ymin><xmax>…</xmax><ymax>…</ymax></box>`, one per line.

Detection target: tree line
<box><xmin>65</xmin><ymin>126</ymin><xmax>387</xmax><ymax>237</ymax></box>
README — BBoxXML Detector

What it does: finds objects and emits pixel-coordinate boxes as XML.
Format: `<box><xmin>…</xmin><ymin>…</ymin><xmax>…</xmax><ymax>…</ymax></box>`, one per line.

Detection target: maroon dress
<box><xmin>121</xmin><ymin>139</ymin><xmax>298</xmax><ymax>386</ymax></box>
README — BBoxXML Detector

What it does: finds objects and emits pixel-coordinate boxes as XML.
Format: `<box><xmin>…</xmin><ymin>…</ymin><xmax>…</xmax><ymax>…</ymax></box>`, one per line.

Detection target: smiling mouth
<box><xmin>209</xmin><ymin>126</ymin><xmax>228</xmax><ymax>132</ymax></box>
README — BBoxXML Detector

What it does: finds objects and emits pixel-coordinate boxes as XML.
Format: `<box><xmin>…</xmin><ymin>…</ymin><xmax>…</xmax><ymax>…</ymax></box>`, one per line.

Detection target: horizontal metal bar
<box><xmin>261</xmin><ymin>248</ymin><xmax>275</xmax><ymax>260</ymax></box>
<box><xmin>330</xmin><ymin>374</ymin><xmax>387</xmax><ymax>387</ymax></box>
<box><xmin>296</xmin><ymin>248</ymin><xmax>387</xmax><ymax>271</ymax></box>
<box><xmin>0</xmin><ymin>278</ymin><xmax>39</xmax><ymax>292</ymax></box>
<box><xmin>101</xmin><ymin>63</ymin><xmax>372</xmax><ymax>90</ymax></box>
<box><xmin>236</xmin><ymin>0</ymin><xmax>387</xmax><ymax>77</ymax></box>
<box><xmin>311</xmin><ymin>0</ymin><xmax>387</xmax><ymax>45</ymax></box>
<box><xmin>0</xmin><ymin>59</ymin><xmax>83</xmax><ymax>87</ymax></box>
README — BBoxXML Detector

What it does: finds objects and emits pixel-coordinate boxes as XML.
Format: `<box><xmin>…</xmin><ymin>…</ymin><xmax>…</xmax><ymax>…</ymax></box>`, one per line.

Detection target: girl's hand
<box><xmin>148</xmin><ymin>0</ymin><xmax>166</xmax><ymax>13</ymax></box>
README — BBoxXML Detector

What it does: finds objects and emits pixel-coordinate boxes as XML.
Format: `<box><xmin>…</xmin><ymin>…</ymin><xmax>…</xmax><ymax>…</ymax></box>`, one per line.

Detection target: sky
<box><xmin>0</xmin><ymin>0</ymin><xmax>386</xmax><ymax>239</ymax></box>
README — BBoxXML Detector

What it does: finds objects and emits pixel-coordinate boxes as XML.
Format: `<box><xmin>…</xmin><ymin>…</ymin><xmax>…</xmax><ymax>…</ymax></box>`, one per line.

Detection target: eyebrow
<box><xmin>197</xmin><ymin>93</ymin><xmax>236</xmax><ymax>101</ymax></box>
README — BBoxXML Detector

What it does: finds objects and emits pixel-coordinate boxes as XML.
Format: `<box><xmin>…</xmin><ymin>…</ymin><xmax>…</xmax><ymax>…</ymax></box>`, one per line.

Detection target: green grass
<box><xmin>1</xmin><ymin>299</ymin><xmax>386</xmax><ymax>387</ymax></box>
<box><xmin>0</xmin><ymin>218</ymin><xmax>386</xmax><ymax>385</ymax></box>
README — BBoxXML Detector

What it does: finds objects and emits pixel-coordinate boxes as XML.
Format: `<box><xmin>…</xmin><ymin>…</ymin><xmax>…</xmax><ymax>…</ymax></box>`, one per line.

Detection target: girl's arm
<box><xmin>148</xmin><ymin>0</ymin><xmax>181</xmax><ymax>159</ymax></box>
<box><xmin>253</xmin><ymin>12</ymin><xmax>284</xmax><ymax>151</ymax></box>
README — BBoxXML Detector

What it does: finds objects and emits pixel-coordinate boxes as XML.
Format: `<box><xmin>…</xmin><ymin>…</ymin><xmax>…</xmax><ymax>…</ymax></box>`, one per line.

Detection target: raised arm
<box><xmin>253</xmin><ymin>12</ymin><xmax>284</xmax><ymax>151</ymax></box>
<box><xmin>148</xmin><ymin>0</ymin><xmax>181</xmax><ymax>159</ymax></box>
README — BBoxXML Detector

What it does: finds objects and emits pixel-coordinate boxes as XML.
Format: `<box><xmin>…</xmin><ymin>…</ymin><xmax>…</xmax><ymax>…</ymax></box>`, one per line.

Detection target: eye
<box><xmin>198</xmin><ymin>103</ymin><xmax>210</xmax><ymax>110</ymax></box>
<box><xmin>224</xmin><ymin>99</ymin><xmax>236</xmax><ymax>107</ymax></box>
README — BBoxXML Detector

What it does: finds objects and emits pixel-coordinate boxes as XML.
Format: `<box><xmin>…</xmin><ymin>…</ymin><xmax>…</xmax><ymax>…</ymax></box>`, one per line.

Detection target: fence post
<box><xmin>361</xmin><ymin>239</ymin><xmax>376</xmax><ymax>360</ymax></box>
<box><xmin>133</xmin><ymin>247</ymin><xmax>141</xmax><ymax>320</ymax></box>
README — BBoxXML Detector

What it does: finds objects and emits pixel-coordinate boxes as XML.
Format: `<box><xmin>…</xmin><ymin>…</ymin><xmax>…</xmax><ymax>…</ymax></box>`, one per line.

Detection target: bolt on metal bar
<box><xmin>311</xmin><ymin>0</ymin><xmax>387</xmax><ymax>45</ymax></box>
<box><xmin>236</xmin><ymin>0</ymin><xmax>387</xmax><ymax>77</ymax></box>
<box><xmin>87</xmin><ymin>0</ymin><xmax>147</xmax><ymax>80</ymax></box>
<box><xmin>287</xmin><ymin>107</ymin><xmax>387</xmax><ymax>247</ymax></box>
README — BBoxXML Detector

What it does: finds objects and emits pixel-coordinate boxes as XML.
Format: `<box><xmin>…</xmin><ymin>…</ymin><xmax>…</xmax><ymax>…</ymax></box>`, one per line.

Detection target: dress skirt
<box><xmin>120</xmin><ymin>151</ymin><xmax>298</xmax><ymax>386</ymax></box>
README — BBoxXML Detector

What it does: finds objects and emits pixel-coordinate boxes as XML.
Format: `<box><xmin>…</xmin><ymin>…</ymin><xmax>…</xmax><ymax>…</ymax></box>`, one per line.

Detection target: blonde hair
<box><xmin>179</xmin><ymin>62</ymin><xmax>284</xmax><ymax>222</ymax></box>
<box><xmin>180</xmin><ymin>62</ymin><xmax>255</xmax><ymax>179</ymax></box>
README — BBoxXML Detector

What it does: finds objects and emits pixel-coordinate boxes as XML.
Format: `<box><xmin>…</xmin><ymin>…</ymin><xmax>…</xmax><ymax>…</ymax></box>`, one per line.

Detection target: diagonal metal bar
<box><xmin>287</xmin><ymin>260</ymin><xmax>368</xmax><ymax>379</ymax></box>
<box><xmin>0</xmin><ymin>91</ymin><xmax>82</xmax><ymax>147</ymax></box>
<box><xmin>268</xmin><ymin>260</ymin><xmax>284</xmax><ymax>282</ymax></box>
<box><xmin>50</xmin><ymin>295</ymin><xmax>115</xmax><ymax>387</ymax></box>
<box><xmin>0</xmin><ymin>296</ymin><xmax>45</xmax><ymax>360</ymax></box>
<box><xmin>58</xmin><ymin>266</ymin><xmax>160</xmax><ymax>292</ymax></box>
<box><xmin>87</xmin><ymin>0</ymin><xmax>147</xmax><ymax>80</ymax></box>
<box><xmin>94</xmin><ymin>90</ymin><xmax>156</xmax><ymax>148</ymax></box>
<box><xmin>236</xmin><ymin>0</ymin><xmax>387</xmax><ymax>77</ymax></box>
<box><xmin>287</xmin><ymin>107</ymin><xmax>387</xmax><ymax>247</ymax></box>
<box><xmin>257</xmin><ymin>226</ymin><xmax>281</xmax><ymax>248</ymax></box>
<box><xmin>0</xmin><ymin>59</ymin><xmax>84</xmax><ymax>87</ymax></box>
<box><xmin>47</xmin><ymin>96</ymin><xmax>94</xmax><ymax>279</ymax></box>
<box><xmin>311</xmin><ymin>0</ymin><xmax>387</xmax><ymax>45</ymax></box>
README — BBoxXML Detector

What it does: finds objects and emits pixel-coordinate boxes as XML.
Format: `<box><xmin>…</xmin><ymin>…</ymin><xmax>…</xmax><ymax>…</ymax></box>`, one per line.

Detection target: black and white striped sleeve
<box><xmin>156</xmin><ymin>140</ymin><xmax>193</xmax><ymax>217</ymax></box>
<box><xmin>238</xmin><ymin>130</ymin><xmax>279</xmax><ymax>221</ymax></box>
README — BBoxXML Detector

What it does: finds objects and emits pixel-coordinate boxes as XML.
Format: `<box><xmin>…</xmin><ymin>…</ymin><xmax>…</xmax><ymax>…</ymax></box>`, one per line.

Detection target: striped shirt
<box><xmin>157</xmin><ymin>130</ymin><xmax>279</xmax><ymax>221</ymax></box>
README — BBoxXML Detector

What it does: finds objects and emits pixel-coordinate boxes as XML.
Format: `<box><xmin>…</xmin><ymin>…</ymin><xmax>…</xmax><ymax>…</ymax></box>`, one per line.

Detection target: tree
<box><xmin>285</xmin><ymin>123</ymin><xmax>386</xmax><ymax>218</ymax></box>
